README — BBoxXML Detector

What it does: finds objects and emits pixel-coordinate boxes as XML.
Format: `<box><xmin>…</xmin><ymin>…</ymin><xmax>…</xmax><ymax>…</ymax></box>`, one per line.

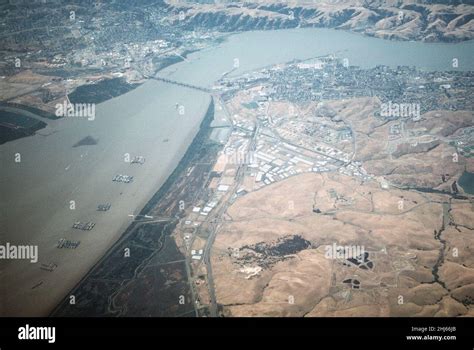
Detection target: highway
<box><xmin>200</xmin><ymin>113</ymin><xmax>259</xmax><ymax>316</ymax></box>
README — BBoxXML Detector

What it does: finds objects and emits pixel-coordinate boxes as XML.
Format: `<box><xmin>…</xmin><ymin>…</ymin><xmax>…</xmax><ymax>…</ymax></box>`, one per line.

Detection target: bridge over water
<box><xmin>151</xmin><ymin>76</ymin><xmax>212</xmax><ymax>94</ymax></box>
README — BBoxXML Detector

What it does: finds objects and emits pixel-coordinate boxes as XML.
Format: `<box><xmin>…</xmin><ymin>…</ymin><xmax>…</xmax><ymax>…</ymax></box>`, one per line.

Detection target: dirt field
<box><xmin>210</xmin><ymin>172</ymin><xmax>473</xmax><ymax>316</ymax></box>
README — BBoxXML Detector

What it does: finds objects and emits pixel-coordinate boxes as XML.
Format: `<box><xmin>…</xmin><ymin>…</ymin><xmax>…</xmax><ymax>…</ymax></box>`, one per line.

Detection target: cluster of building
<box><xmin>0</xmin><ymin>1</ymin><xmax>223</xmax><ymax>115</ymax></box>
<box><xmin>251</xmin><ymin>138</ymin><xmax>333</xmax><ymax>186</ymax></box>
<box><xmin>188</xmin><ymin>187</ymin><xmax>228</xmax><ymax>223</ymax></box>
<box><xmin>217</xmin><ymin>56</ymin><xmax>473</xmax><ymax>118</ymax></box>
<box><xmin>452</xmin><ymin>126</ymin><xmax>474</xmax><ymax>159</ymax></box>
<box><xmin>191</xmin><ymin>249</ymin><xmax>204</xmax><ymax>261</ymax></box>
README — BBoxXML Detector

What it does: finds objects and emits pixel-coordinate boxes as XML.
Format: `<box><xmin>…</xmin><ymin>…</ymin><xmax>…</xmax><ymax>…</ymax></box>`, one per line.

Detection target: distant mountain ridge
<box><xmin>167</xmin><ymin>1</ymin><xmax>474</xmax><ymax>42</ymax></box>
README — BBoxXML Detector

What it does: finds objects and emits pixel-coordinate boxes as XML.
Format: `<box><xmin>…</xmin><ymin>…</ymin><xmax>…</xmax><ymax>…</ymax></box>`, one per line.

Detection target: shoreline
<box><xmin>50</xmin><ymin>98</ymin><xmax>218</xmax><ymax>316</ymax></box>
<box><xmin>3</xmin><ymin>26</ymin><xmax>473</xmax><ymax>317</ymax></box>
<box><xmin>1</xmin><ymin>77</ymin><xmax>212</xmax><ymax>317</ymax></box>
